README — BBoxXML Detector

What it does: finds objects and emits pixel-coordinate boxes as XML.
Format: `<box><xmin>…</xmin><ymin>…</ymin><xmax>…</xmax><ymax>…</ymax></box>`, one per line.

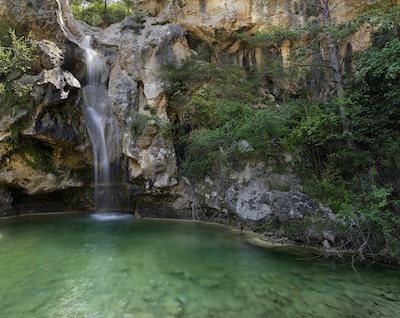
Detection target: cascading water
<box><xmin>55</xmin><ymin>0</ymin><xmax>120</xmax><ymax>211</ymax></box>
<box><xmin>81</xmin><ymin>36</ymin><xmax>120</xmax><ymax>211</ymax></box>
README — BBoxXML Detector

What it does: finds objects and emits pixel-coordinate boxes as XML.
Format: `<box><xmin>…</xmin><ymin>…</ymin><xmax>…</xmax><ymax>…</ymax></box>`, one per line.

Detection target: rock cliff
<box><xmin>0</xmin><ymin>0</ymin><xmax>396</xmax><ymax>248</ymax></box>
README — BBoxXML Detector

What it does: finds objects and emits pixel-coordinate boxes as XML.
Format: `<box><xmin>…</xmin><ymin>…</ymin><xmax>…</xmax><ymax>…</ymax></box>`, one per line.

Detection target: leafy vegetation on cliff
<box><xmin>163</xmin><ymin>4</ymin><xmax>400</xmax><ymax>262</ymax></box>
<box><xmin>0</xmin><ymin>28</ymin><xmax>59</xmax><ymax>174</ymax></box>
<box><xmin>0</xmin><ymin>28</ymin><xmax>36</xmax><ymax>94</ymax></box>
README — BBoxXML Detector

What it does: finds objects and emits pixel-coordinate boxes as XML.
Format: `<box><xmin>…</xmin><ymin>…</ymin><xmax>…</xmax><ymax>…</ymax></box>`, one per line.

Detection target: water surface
<box><xmin>0</xmin><ymin>213</ymin><xmax>399</xmax><ymax>317</ymax></box>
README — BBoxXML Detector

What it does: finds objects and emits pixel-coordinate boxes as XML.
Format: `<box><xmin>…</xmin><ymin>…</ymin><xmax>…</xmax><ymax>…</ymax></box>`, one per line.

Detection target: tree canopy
<box><xmin>69</xmin><ymin>0</ymin><xmax>134</xmax><ymax>26</ymax></box>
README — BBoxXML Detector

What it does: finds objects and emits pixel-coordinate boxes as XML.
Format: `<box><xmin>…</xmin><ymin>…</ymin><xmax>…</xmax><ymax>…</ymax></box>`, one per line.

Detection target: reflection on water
<box><xmin>91</xmin><ymin>212</ymin><xmax>133</xmax><ymax>221</ymax></box>
<box><xmin>0</xmin><ymin>213</ymin><xmax>399</xmax><ymax>317</ymax></box>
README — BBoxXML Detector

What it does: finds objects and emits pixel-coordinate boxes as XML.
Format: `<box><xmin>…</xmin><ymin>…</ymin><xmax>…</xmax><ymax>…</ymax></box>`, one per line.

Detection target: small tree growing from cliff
<box><xmin>236</xmin><ymin>0</ymin><xmax>363</xmax><ymax>135</ymax></box>
<box><xmin>0</xmin><ymin>28</ymin><xmax>36</xmax><ymax>94</ymax></box>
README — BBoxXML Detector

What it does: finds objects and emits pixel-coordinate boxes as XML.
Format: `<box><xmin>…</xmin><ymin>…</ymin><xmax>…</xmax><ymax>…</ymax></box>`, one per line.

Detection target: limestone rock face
<box><xmin>32</xmin><ymin>40</ymin><xmax>65</xmax><ymax>71</ymax></box>
<box><xmin>198</xmin><ymin>161</ymin><xmax>302</xmax><ymax>224</ymax></box>
<box><xmin>0</xmin><ymin>154</ymin><xmax>83</xmax><ymax>195</ymax></box>
<box><xmin>0</xmin><ymin>7</ymin><xmax>91</xmax><ymax>201</ymax></box>
<box><xmin>108</xmin><ymin>17</ymin><xmax>190</xmax><ymax>189</ymax></box>
<box><xmin>0</xmin><ymin>0</ymin><xmax>62</xmax><ymax>41</ymax></box>
<box><xmin>31</xmin><ymin>67</ymin><xmax>81</xmax><ymax>108</ymax></box>
<box><xmin>131</xmin><ymin>0</ymin><xmax>392</xmax><ymax>98</ymax></box>
<box><xmin>114</xmin><ymin>19</ymin><xmax>189</xmax><ymax>117</ymax></box>
<box><xmin>124</xmin><ymin>122</ymin><xmax>177</xmax><ymax>189</ymax></box>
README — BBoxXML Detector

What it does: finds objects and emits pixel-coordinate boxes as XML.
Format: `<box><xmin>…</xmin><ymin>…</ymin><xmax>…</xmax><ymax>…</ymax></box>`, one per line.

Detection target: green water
<box><xmin>0</xmin><ymin>213</ymin><xmax>399</xmax><ymax>318</ymax></box>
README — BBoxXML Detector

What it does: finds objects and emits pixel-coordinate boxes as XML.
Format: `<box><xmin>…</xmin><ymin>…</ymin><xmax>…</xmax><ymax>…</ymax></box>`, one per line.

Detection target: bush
<box><xmin>178</xmin><ymin>128</ymin><xmax>230</xmax><ymax>180</ymax></box>
<box><xmin>0</xmin><ymin>29</ymin><xmax>36</xmax><ymax>94</ymax></box>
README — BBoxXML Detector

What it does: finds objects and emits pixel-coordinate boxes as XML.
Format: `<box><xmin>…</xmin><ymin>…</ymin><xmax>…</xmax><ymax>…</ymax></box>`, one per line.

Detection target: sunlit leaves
<box><xmin>0</xmin><ymin>29</ymin><xmax>36</xmax><ymax>94</ymax></box>
<box><xmin>356</xmin><ymin>37</ymin><xmax>400</xmax><ymax>81</ymax></box>
<box><xmin>70</xmin><ymin>0</ymin><xmax>133</xmax><ymax>26</ymax></box>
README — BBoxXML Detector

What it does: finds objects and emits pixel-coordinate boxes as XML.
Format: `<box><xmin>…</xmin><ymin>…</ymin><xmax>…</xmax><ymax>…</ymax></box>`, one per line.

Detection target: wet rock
<box><xmin>0</xmin><ymin>187</ymin><xmax>13</xmax><ymax>216</ymax></box>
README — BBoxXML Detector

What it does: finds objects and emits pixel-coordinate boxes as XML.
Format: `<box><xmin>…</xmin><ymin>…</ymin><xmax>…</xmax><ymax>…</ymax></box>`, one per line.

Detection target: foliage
<box><xmin>0</xmin><ymin>28</ymin><xmax>36</xmax><ymax>94</ymax></box>
<box><xmin>178</xmin><ymin>128</ymin><xmax>229</xmax><ymax>180</ymax></box>
<box><xmin>130</xmin><ymin>112</ymin><xmax>171</xmax><ymax>142</ymax></box>
<box><xmin>234</xmin><ymin>26</ymin><xmax>304</xmax><ymax>47</ymax></box>
<box><xmin>70</xmin><ymin>0</ymin><xmax>134</xmax><ymax>26</ymax></box>
<box><xmin>8</xmin><ymin>118</ymin><xmax>56</xmax><ymax>173</ymax></box>
<box><xmin>340</xmin><ymin>184</ymin><xmax>400</xmax><ymax>262</ymax></box>
<box><xmin>163</xmin><ymin>56</ymin><xmax>289</xmax><ymax>179</ymax></box>
<box><xmin>161</xmin><ymin>4</ymin><xmax>400</xmax><ymax>262</ymax></box>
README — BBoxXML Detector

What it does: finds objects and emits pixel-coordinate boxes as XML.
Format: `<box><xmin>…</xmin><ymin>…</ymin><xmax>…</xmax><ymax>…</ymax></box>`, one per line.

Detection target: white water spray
<box><xmin>56</xmin><ymin>1</ymin><xmax>120</xmax><ymax>211</ymax></box>
<box><xmin>81</xmin><ymin>37</ymin><xmax>120</xmax><ymax>211</ymax></box>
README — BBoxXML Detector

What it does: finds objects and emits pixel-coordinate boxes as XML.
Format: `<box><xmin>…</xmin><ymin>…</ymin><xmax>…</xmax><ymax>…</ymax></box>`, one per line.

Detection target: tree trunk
<box><xmin>320</xmin><ymin>0</ymin><xmax>351</xmax><ymax>140</ymax></box>
<box><xmin>104</xmin><ymin>0</ymin><xmax>108</xmax><ymax>22</ymax></box>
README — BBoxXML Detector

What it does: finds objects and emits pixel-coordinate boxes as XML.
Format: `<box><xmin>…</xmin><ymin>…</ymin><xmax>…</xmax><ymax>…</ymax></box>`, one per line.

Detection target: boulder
<box><xmin>31</xmin><ymin>67</ymin><xmax>81</xmax><ymax>108</ymax></box>
<box><xmin>32</xmin><ymin>40</ymin><xmax>65</xmax><ymax>71</ymax></box>
<box><xmin>272</xmin><ymin>191</ymin><xmax>320</xmax><ymax>223</ymax></box>
<box><xmin>124</xmin><ymin>127</ymin><xmax>177</xmax><ymax>189</ymax></box>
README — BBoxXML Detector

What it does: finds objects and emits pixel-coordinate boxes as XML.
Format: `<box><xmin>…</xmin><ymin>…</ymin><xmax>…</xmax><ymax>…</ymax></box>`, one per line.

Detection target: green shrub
<box><xmin>178</xmin><ymin>128</ymin><xmax>230</xmax><ymax>180</ymax></box>
<box><xmin>0</xmin><ymin>29</ymin><xmax>36</xmax><ymax>94</ymax></box>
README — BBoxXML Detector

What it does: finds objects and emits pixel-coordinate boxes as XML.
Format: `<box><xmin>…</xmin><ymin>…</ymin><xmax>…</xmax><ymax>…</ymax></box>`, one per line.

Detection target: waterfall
<box><xmin>56</xmin><ymin>0</ymin><xmax>120</xmax><ymax>211</ymax></box>
<box><xmin>81</xmin><ymin>36</ymin><xmax>120</xmax><ymax>211</ymax></box>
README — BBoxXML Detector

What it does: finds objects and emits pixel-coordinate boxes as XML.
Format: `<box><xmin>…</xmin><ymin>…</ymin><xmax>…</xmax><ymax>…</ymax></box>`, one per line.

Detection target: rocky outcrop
<box><xmin>124</xmin><ymin>119</ymin><xmax>177</xmax><ymax>189</ymax></box>
<box><xmin>33</xmin><ymin>40</ymin><xmax>65</xmax><ymax>71</ymax></box>
<box><xmin>107</xmin><ymin>16</ymin><xmax>190</xmax><ymax>189</ymax></box>
<box><xmin>31</xmin><ymin>67</ymin><xmax>81</xmax><ymax>107</ymax></box>
<box><xmin>0</xmin><ymin>0</ymin><xmax>62</xmax><ymax>41</ymax></box>
<box><xmin>134</xmin><ymin>0</ymin><xmax>373</xmax><ymax>64</ymax></box>
<box><xmin>193</xmin><ymin>160</ymin><xmax>320</xmax><ymax>224</ymax></box>
<box><xmin>0</xmin><ymin>3</ymin><xmax>92</xmax><ymax>204</ymax></box>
